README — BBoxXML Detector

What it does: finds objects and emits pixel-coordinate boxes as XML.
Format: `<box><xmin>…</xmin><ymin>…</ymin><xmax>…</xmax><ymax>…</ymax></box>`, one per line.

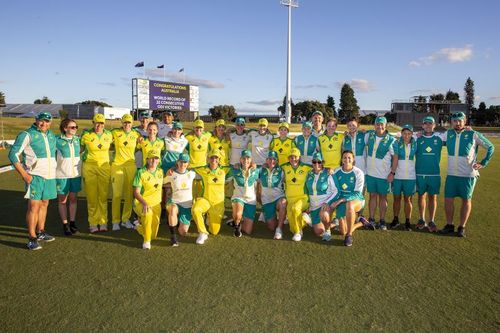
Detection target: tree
<box><xmin>429</xmin><ymin>93</ymin><xmax>444</xmax><ymax>101</ymax></box>
<box><xmin>464</xmin><ymin>77</ymin><xmax>475</xmax><ymax>118</ymax></box>
<box><xmin>59</xmin><ymin>109</ymin><xmax>68</xmax><ymax>119</ymax></box>
<box><xmin>292</xmin><ymin>100</ymin><xmax>330</xmax><ymax>121</ymax></box>
<box><xmin>360</xmin><ymin>113</ymin><xmax>377</xmax><ymax>125</ymax></box>
<box><xmin>338</xmin><ymin>84</ymin><xmax>360</xmax><ymax>121</ymax></box>
<box><xmin>209</xmin><ymin>105</ymin><xmax>237</xmax><ymax>121</ymax></box>
<box><xmin>326</xmin><ymin>95</ymin><xmax>337</xmax><ymax>118</ymax></box>
<box><xmin>413</xmin><ymin>95</ymin><xmax>427</xmax><ymax>113</ymax></box>
<box><xmin>445</xmin><ymin>90</ymin><xmax>461</xmax><ymax>102</ymax></box>
<box><xmin>0</xmin><ymin>91</ymin><xmax>5</xmax><ymax>106</ymax></box>
<box><xmin>34</xmin><ymin>96</ymin><xmax>52</xmax><ymax>104</ymax></box>
<box><xmin>78</xmin><ymin>100</ymin><xmax>112</xmax><ymax>107</ymax></box>
<box><xmin>277</xmin><ymin>96</ymin><xmax>294</xmax><ymax>117</ymax></box>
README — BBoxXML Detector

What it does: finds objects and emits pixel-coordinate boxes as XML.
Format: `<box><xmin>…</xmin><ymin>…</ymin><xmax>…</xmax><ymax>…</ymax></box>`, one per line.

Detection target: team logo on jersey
<box><xmin>97</xmin><ymin>144</ymin><xmax>103</xmax><ymax>149</ymax></box>
<box><xmin>291</xmin><ymin>177</ymin><xmax>297</xmax><ymax>183</ymax></box>
<box><xmin>173</xmin><ymin>145</ymin><xmax>178</xmax><ymax>149</ymax></box>
<box><xmin>212</xmin><ymin>177</ymin><xmax>218</xmax><ymax>183</ymax></box>
<box><xmin>197</xmin><ymin>144</ymin><xmax>202</xmax><ymax>149</ymax></box>
<box><xmin>61</xmin><ymin>141</ymin><xmax>66</xmax><ymax>146</ymax></box>
<box><xmin>154</xmin><ymin>183</ymin><xmax>159</xmax><ymax>188</ymax></box>
<box><xmin>342</xmin><ymin>183</ymin><xmax>348</xmax><ymax>190</ymax></box>
<box><xmin>258</xmin><ymin>141</ymin><xmax>263</xmax><ymax>146</ymax></box>
<box><xmin>434</xmin><ymin>139</ymin><xmax>437</xmax><ymax>144</ymax></box>
<box><xmin>426</xmin><ymin>147</ymin><xmax>432</xmax><ymax>153</ymax></box>
<box><xmin>279</xmin><ymin>148</ymin><xmax>283</xmax><ymax>153</ymax></box>
<box><xmin>299</xmin><ymin>170</ymin><xmax>304</xmax><ymax>174</ymax></box>
<box><xmin>124</xmin><ymin>141</ymin><xmax>128</xmax><ymax>146</ymax></box>
<box><xmin>218</xmin><ymin>146</ymin><xmax>223</xmax><ymax>150</ymax></box>
<box><xmin>181</xmin><ymin>182</ymin><xmax>187</xmax><ymax>189</ymax></box>
<box><xmin>328</xmin><ymin>144</ymin><xmax>333</xmax><ymax>149</ymax></box>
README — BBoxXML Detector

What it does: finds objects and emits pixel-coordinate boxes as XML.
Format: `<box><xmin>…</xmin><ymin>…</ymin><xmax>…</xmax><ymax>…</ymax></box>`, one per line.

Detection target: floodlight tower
<box><xmin>281</xmin><ymin>0</ymin><xmax>298</xmax><ymax>124</ymax></box>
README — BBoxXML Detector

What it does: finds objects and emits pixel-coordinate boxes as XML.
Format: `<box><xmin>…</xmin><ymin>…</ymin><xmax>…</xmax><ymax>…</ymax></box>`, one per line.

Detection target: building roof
<box><xmin>2</xmin><ymin>104</ymin><xmax>63</xmax><ymax>117</ymax></box>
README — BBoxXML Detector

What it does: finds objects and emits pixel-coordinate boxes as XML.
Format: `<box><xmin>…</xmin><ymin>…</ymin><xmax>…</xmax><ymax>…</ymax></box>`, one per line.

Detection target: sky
<box><xmin>1</xmin><ymin>0</ymin><xmax>499</xmax><ymax>115</ymax></box>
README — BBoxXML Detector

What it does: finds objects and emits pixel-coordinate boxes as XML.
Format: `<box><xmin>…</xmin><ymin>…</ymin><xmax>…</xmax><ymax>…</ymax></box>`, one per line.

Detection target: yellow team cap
<box><xmin>121</xmin><ymin>114</ymin><xmax>133</xmax><ymax>123</ymax></box>
<box><xmin>93</xmin><ymin>113</ymin><xmax>106</xmax><ymax>123</ymax></box>
<box><xmin>209</xmin><ymin>149</ymin><xmax>221</xmax><ymax>158</ymax></box>
<box><xmin>194</xmin><ymin>119</ymin><xmax>205</xmax><ymax>128</ymax></box>
<box><xmin>279</xmin><ymin>122</ymin><xmax>290</xmax><ymax>131</ymax></box>
<box><xmin>147</xmin><ymin>149</ymin><xmax>161</xmax><ymax>159</ymax></box>
<box><xmin>289</xmin><ymin>148</ymin><xmax>301</xmax><ymax>158</ymax></box>
<box><xmin>215</xmin><ymin>119</ymin><xmax>226</xmax><ymax>127</ymax></box>
<box><xmin>258</xmin><ymin>118</ymin><xmax>268</xmax><ymax>127</ymax></box>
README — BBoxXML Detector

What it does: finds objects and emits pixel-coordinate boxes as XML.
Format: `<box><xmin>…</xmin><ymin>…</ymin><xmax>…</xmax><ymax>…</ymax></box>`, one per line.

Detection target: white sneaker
<box><xmin>302</xmin><ymin>212</ymin><xmax>312</xmax><ymax>227</ymax></box>
<box><xmin>112</xmin><ymin>223</ymin><xmax>121</xmax><ymax>231</ymax></box>
<box><xmin>258</xmin><ymin>212</ymin><xmax>265</xmax><ymax>223</ymax></box>
<box><xmin>89</xmin><ymin>226</ymin><xmax>99</xmax><ymax>233</ymax></box>
<box><xmin>123</xmin><ymin>220</ymin><xmax>135</xmax><ymax>229</ymax></box>
<box><xmin>284</xmin><ymin>218</ymin><xmax>289</xmax><ymax>225</ymax></box>
<box><xmin>331</xmin><ymin>218</ymin><xmax>339</xmax><ymax>230</ymax></box>
<box><xmin>292</xmin><ymin>233</ymin><xmax>302</xmax><ymax>242</ymax></box>
<box><xmin>99</xmin><ymin>224</ymin><xmax>108</xmax><ymax>232</ymax></box>
<box><xmin>132</xmin><ymin>219</ymin><xmax>139</xmax><ymax>229</ymax></box>
<box><xmin>142</xmin><ymin>242</ymin><xmax>151</xmax><ymax>250</ymax></box>
<box><xmin>196</xmin><ymin>233</ymin><xmax>208</xmax><ymax>245</ymax></box>
<box><xmin>274</xmin><ymin>227</ymin><xmax>283</xmax><ymax>240</ymax></box>
<box><xmin>322</xmin><ymin>230</ymin><xmax>332</xmax><ymax>242</ymax></box>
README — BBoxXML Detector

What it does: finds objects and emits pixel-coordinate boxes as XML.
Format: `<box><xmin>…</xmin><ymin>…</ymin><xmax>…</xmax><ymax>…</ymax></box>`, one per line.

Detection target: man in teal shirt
<box><xmin>440</xmin><ymin>112</ymin><xmax>494</xmax><ymax>237</ymax></box>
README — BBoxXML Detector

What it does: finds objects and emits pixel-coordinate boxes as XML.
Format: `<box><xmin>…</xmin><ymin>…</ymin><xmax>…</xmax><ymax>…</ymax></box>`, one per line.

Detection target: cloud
<box><xmin>410</xmin><ymin>89</ymin><xmax>434</xmax><ymax>95</ymax></box>
<box><xmin>336</xmin><ymin>79</ymin><xmax>376</xmax><ymax>92</ymax></box>
<box><xmin>247</xmin><ymin>100</ymin><xmax>282</xmax><ymax>106</ymax></box>
<box><xmin>295</xmin><ymin>84</ymin><xmax>329</xmax><ymax>89</ymax></box>
<box><xmin>474</xmin><ymin>96</ymin><xmax>481</xmax><ymax>101</ymax></box>
<box><xmin>489</xmin><ymin>96</ymin><xmax>500</xmax><ymax>100</ymax></box>
<box><xmin>144</xmin><ymin>68</ymin><xmax>224</xmax><ymax>89</ymax></box>
<box><xmin>98</xmin><ymin>97</ymin><xmax>109</xmax><ymax>101</ymax></box>
<box><xmin>409</xmin><ymin>44</ymin><xmax>473</xmax><ymax>67</ymax></box>
<box><xmin>98</xmin><ymin>82</ymin><xmax>117</xmax><ymax>87</ymax></box>
<box><xmin>0</xmin><ymin>80</ymin><xmax>7</xmax><ymax>84</ymax></box>
<box><xmin>236</xmin><ymin>107</ymin><xmax>278</xmax><ymax>115</ymax></box>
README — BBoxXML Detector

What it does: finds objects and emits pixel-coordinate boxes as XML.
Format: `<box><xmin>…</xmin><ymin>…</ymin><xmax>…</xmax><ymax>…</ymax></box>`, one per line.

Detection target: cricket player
<box><xmin>318</xmin><ymin>117</ymin><xmax>344</xmax><ymax>169</ymax></box>
<box><xmin>80</xmin><ymin>113</ymin><xmax>113</xmax><ymax>233</ymax></box>
<box><xmin>229</xmin><ymin>117</ymin><xmax>251</xmax><ymax>166</ymax></box>
<box><xmin>185</xmin><ymin>119</ymin><xmax>212</xmax><ymax>199</ymax></box>
<box><xmin>191</xmin><ymin>150</ymin><xmax>230</xmax><ymax>245</ymax></box>
<box><xmin>110</xmin><ymin>114</ymin><xmax>142</xmax><ymax>230</ymax></box>
<box><xmin>440</xmin><ymin>112</ymin><xmax>494</xmax><ymax>237</ymax></box>
<box><xmin>270</xmin><ymin>122</ymin><xmax>295</xmax><ymax>166</ymax></box>
<box><xmin>294</xmin><ymin>121</ymin><xmax>319</xmax><ymax>166</ymax></box>
<box><xmin>9</xmin><ymin>112</ymin><xmax>57</xmax><ymax>250</ymax></box>
<box><xmin>282</xmin><ymin>148</ymin><xmax>312</xmax><ymax>241</ymax></box>
<box><xmin>249</xmin><ymin>118</ymin><xmax>274</xmax><ymax>167</ymax></box>
<box><xmin>133</xmin><ymin>149</ymin><xmax>164</xmax><ymax>249</ymax></box>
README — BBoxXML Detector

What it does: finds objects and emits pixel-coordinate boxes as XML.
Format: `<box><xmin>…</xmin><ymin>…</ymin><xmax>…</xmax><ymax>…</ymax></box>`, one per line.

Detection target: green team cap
<box><xmin>422</xmin><ymin>116</ymin><xmax>435</xmax><ymax>124</ymax></box>
<box><xmin>35</xmin><ymin>112</ymin><xmax>52</xmax><ymax>121</ymax></box>
<box><xmin>302</xmin><ymin>121</ymin><xmax>312</xmax><ymax>129</ymax></box>
<box><xmin>235</xmin><ymin>117</ymin><xmax>245</xmax><ymax>125</ymax></box>
<box><xmin>173</xmin><ymin>122</ymin><xmax>183</xmax><ymax>129</ymax></box>
<box><xmin>139</xmin><ymin>111</ymin><xmax>151</xmax><ymax>119</ymax></box>
<box><xmin>241</xmin><ymin>150</ymin><xmax>252</xmax><ymax>158</ymax></box>
<box><xmin>402</xmin><ymin>124</ymin><xmax>414</xmax><ymax>132</ymax></box>
<box><xmin>451</xmin><ymin>112</ymin><xmax>466</xmax><ymax>120</ymax></box>
<box><xmin>178</xmin><ymin>153</ymin><xmax>189</xmax><ymax>162</ymax></box>
<box><xmin>312</xmin><ymin>152</ymin><xmax>323</xmax><ymax>161</ymax></box>
<box><xmin>375</xmin><ymin>116</ymin><xmax>387</xmax><ymax>124</ymax></box>
<box><xmin>311</xmin><ymin>111</ymin><xmax>323</xmax><ymax>117</ymax></box>
<box><xmin>267</xmin><ymin>151</ymin><xmax>278</xmax><ymax>160</ymax></box>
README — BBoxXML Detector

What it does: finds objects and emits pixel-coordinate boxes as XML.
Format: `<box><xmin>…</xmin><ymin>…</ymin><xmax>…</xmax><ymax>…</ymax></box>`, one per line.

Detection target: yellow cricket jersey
<box><xmin>318</xmin><ymin>132</ymin><xmax>344</xmax><ymax>169</ymax></box>
<box><xmin>111</xmin><ymin>128</ymin><xmax>141</xmax><ymax>165</ymax></box>
<box><xmin>139</xmin><ymin>138</ymin><xmax>165</xmax><ymax>166</ymax></box>
<box><xmin>270</xmin><ymin>137</ymin><xmax>295</xmax><ymax>165</ymax></box>
<box><xmin>282</xmin><ymin>162</ymin><xmax>312</xmax><ymax>200</ymax></box>
<box><xmin>195</xmin><ymin>166</ymin><xmax>230</xmax><ymax>204</ymax></box>
<box><xmin>133</xmin><ymin>166</ymin><xmax>164</xmax><ymax>206</ymax></box>
<box><xmin>81</xmin><ymin>129</ymin><xmax>113</xmax><ymax>165</ymax></box>
<box><xmin>186</xmin><ymin>132</ymin><xmax>212</xmax><ymax>168</ymax></box>
<box><xmin>209</xmin><ymin>136</ymin><xmax>230</xmax><ymax>167</ymax></box>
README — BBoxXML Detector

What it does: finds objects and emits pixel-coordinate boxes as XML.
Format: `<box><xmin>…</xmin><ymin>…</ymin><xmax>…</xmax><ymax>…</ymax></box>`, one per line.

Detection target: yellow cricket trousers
<box><xmin>287</xmin><ymin>195</ymin><xmax>309</xmax><ymax>234</ymax></box>
<box><xmin>82</xmin><ymin>162</ymin><xmax>110</xmax><ymax>227</ymax></box>
<box><xmin>192</xmin><ymin>198</ymin><xmax>224</xmax><ymax>235</ymax></box>
<box><xmin>134</xmin><ymin>202</ymin><xmax>161</xmax><ymax>243</ymax></box>
<box><xmin>192</xmin><ymin>178</ymin><xmax>203</xmax><ymax>200</ymax></box>
<box><xmin>111</xmin><ymin>162</ymin><xmax>136</xmax><ymax>223</ymax></box>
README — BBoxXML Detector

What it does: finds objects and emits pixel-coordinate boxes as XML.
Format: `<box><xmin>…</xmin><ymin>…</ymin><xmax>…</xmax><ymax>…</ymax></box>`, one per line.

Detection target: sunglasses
<box><xmin>68</xmin><ymin>126</ymin><xmax>78</xmax><ymax>130</ymax></box>
<box><xmin>312</xmin><ymin>160</ymin><xmax>322</xmax><ymax>164</ymax></box>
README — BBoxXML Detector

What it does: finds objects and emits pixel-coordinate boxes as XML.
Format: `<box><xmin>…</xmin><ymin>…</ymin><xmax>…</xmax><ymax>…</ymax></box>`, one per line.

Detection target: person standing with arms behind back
<box><xmin>110</xmin><ymin>114</ymin><xmax>142</xmax><ymax>231</ymax></box>
<box><xmin>440</xmin><ymin>112</ymin><xmax>494</xmax><ymax>237</ymax></box>
<box><xmin>56</xmin><ymin>118</ymin><xmax>81</xmax><ymax>236</ymax></box>
<box><xmin>364</xmin><ymin>116</ymin><xmax>396</xmax><ymax>231</ymax></box>
<box><xmin>9</xmin><ymin>112</ymin><xmax>57</xmax><ymax>250</ymax></box>
<box><xmin>80</xmin><ymin>113</ymin><xmax>113</xmax><ymax>233</ymax></box>
<box><xmin>415</xmin><ymin>116</ymin><xmax>443</xmax><ymax>232</ymax></box>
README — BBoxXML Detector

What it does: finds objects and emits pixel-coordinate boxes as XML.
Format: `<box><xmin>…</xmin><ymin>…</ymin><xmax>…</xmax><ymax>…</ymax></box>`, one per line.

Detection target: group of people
<box><xmin>9</xmin><ymin>109</ymin><xmax>494</xmax><ymax>250</ymax></box>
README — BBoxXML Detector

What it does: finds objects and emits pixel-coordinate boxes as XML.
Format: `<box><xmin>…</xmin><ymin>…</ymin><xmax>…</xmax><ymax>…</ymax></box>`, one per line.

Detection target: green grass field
<box><xmin>0</xmin><ymin>122</ymin><xmax>498</xmax><ymax>332</ymax></box>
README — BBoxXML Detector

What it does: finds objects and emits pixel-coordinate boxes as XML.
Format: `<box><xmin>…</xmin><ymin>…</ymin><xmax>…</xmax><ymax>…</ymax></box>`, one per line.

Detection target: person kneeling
<box><xmin>133</xmin><ymin>150</ymin><xmax>164</xmax><ymax>250</ymax></box>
